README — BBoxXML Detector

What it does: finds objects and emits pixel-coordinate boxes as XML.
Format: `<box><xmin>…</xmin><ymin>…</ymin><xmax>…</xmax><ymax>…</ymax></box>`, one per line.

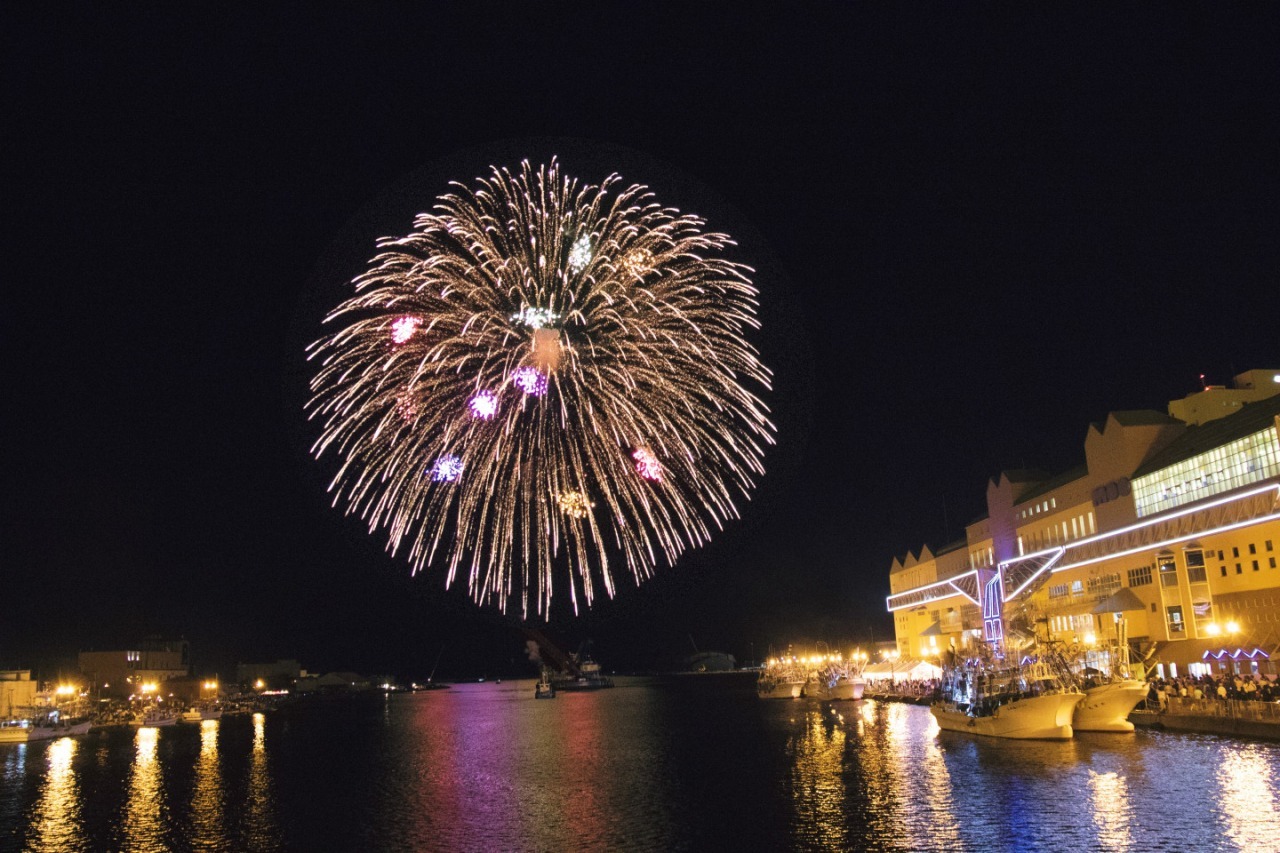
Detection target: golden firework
<box><xmin>306</xmin><ymin>159</ymin><xmax>774</xmax><ymax>617</ymax></box>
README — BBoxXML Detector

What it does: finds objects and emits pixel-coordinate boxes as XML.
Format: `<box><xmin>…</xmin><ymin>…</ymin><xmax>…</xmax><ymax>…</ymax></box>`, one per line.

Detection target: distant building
<box><xmin>316</xmin><ymin>672</ymin><xmax>371</xmax><ymax>692</ymax></box>
<box><xmin>887</xmin><ymin>369</ymin><xmax>1280</xmax><ymax>681</ymax></box>
<box><xmin>236</xmin><ymin>659</ymin><xmax>303</xmax><ymax>689</ymax></box>
<box><xmin>79</xmin><ymin>637</ymin><xmax>191</xmax><ymax>699</ymax></box>
<box><xmin>0</xmin><ymin>671</ymin><xmax>40</xmax><ymax>717</ymax></box>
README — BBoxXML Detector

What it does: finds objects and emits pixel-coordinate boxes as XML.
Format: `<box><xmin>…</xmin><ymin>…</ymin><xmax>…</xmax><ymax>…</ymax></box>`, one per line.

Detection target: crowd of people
<box><xmin>1144</xmin><ymin>672</ymin><xmax>1280</xmax><ymax>709</ymax></box>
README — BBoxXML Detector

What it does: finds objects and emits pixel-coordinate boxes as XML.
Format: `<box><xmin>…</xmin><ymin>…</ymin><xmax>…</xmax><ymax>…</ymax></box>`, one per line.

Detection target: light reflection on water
<box><xmin>1217</xmin><ymin>744</ymin><xmax>1280</xmax><ymax>849</ymax></box>
<box><xmin>191</xmin><ymin>720</ymin><xmax>225</xmax><ymax>850</ymax></box>
<box><xmin>3</xmin><ymin>679</ymin><xmax>1280</xmax><ymax>851</ymax></box>
<box><xmin>121</xmin><ymin>726</ymin><xmax>165</xmax><ymax>853</ymax></box>
<box><xmin>28</xmin><ymin>737</ymin><xmax>82</xmax><ymax>853</ymax></box>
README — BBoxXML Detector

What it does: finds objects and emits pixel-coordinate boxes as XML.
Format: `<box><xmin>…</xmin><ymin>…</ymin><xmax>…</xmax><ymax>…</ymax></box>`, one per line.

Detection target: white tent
<box><xmin>862</xmin><ymin>659</ymin><xmax>942</xmax><ymax>682</ymax></box>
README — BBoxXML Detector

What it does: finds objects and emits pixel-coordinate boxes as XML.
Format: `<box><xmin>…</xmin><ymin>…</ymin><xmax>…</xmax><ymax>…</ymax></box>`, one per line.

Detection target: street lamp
<box><xmin>885</xmin><ymin>649</ymin><xmax>900</xmax><ymax>688</ymax></box>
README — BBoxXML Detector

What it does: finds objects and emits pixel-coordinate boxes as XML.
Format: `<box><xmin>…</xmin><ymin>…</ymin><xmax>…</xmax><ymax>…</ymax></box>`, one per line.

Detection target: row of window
<box><xmin>1132</xmin><ymin>426</ymin><xmax>1280</xmax><ymax>518</ymax></box>
<box><xmin>1016</xmin><ymin>511</ymin><xmax>1097</xmax><ymax>555</ymax></box>
<box><xmin>1018</xmin><ymin>497</ymin><xmax>1058</xmax><ymax>519</ymax></box>
<box><xmin>1220</xmin><ymin>557</ymin><xmax>1279</xmax><ymax>575</ymax></box>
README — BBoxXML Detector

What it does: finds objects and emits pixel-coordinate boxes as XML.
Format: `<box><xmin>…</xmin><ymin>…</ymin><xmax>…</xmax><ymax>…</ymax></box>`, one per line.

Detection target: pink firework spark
<box><xmin>513</xmin><ymin>367</ymin><xmax>548</xmax><ymax>396</ymax></box>
<box><xmin>632</xmin><ymin>447</ymin><xmax>663</xmax><ymax>481</ymax></box>
<box><xmin>390</xmin><ymin>315</ymin><xmax>420</xmax><ymax>344</ymax></box>
<box><xmin>431</xmin><ymin>454</ymin><xmax>464</xmax><ymax>482</ymax></box>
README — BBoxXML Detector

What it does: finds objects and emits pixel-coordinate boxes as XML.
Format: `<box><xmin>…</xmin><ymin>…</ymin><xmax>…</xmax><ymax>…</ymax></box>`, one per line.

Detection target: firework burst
<box><xmin>306</xmin><ymin>158</ymin><xmax>774</xmax><ymax>616</ymax></box>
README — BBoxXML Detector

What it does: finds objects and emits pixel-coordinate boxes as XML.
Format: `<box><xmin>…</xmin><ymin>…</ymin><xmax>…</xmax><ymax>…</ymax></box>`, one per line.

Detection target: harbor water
<box><xmin>3</xmin><ymin>674</ymin><xmax>1280</xmax><ymax>852</ymax></box>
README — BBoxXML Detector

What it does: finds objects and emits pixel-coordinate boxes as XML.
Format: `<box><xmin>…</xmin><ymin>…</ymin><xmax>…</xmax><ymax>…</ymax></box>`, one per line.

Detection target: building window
<box><xmin>1267</xmin><ymin>540</ymin><xmax>1274</xmax><ymax>551</ymax></box>
<box><xmin>1185</xmin><ymin>550</ymin><xmax>1207</xmax><ymax>583</ymax></box>
<box><xmin>1222</xmin><ymin>565</ymin><xmax>1228</xmax><ymax>577</ymax></box>
<box><xmin>1158</xmin><ymin>554</ymin><xmax>1179</xmax><ymax>588</ymax></box>
<box><xmin>1088</xmin><ymin>573</ymin><xmax>1122</xmax><ymax>596</ymax></box>
<box><xmin>1130</xmin><ymin>425</ymin><xmax>1280</xmax><ymax>517</ymax></box>
<box><xmin>1271</xmin><ymin>557</ymin><xmax>1277</xmax><ymax>569</ymax></box>
<box><xmin>1218</xmin><ymin>550</ymin><xmax>1224</xmax><ymax>560</ymax></box>
<box><xmin>1233</xmin><ymin>547</ymin><xmax>1240</xmax><ymax>558</ymax></box>
<box><xmin>1070</xmin><ymin>580</ymin><xmax>1083</xmax><ymax>597</ymax></box>
<box><xmin>1237</xmin><ymin>563</ymin><xmax>1243</xmax><ymax>574</ymax></box>
<box><xmin>1254</xmin><ymin>561</ymin><xmax>1261</xmax><ymax>571</ymax></box>
<box><xmin>1250</xmin><ymin>543</ymin><xmax>1258</xmax><ymax>555</ymax></box>
<box><xmin>1128</xmin><ymin>565</ymin><xmax>1153</xmax><ymax>587</ymax></box>
<box><xmin>1167</xmin><ymin>605</ymin><xmax>1185</xmax><ymax>634</ymax></box>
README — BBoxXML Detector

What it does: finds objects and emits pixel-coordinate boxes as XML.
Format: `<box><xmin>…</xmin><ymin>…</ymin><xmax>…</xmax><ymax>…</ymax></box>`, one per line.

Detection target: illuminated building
<box><xmin>78</xmin><ymin>637</ymin><xmax>191</xmax><ymax>699</ymax></box>
<box><xmin>887</xmin><ymin>369</ymin><xmax>1280</xmax><ymax>680</ymax></box>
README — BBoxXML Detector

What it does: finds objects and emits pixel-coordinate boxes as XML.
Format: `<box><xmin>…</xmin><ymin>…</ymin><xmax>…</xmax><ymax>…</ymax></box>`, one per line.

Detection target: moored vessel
<box><xmin>757</xmin><ymin>655</ymin><xmax>808</xmax><ymax>699</ymax></box>
<box><xmin>1073</xmin><ymin>677</ymin><xmax>1149</xmax><ymax>732</ymax></box>
<box><xmin>932</xmin><ymin>660</ymin><xmax>1083</xmax><ymax>740</ymax></box>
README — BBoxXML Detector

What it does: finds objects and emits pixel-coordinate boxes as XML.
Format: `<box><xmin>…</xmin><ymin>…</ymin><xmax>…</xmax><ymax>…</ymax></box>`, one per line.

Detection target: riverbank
<box><xmin>1130</xmin><ymin>697</ymin><xmax>1280</xmax><ymax>741</ymax></box>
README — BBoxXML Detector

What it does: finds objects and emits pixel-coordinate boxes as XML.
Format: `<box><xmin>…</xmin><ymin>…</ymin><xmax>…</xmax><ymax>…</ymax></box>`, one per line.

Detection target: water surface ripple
<box><xmin>3</xmin><ymin>676</ymin><xmax>1278</xmax><ymax>851</ymax></box>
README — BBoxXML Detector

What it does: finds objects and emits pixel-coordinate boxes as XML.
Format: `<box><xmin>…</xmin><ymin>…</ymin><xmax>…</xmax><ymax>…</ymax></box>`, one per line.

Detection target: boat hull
<box><xmin>757</xmin><ymin>679</ymin><xmax>807</xmax><ymax>699</ymax></box>
<box><xmin>818</xmin><ymin>678</ymin><xmax>865</xmax><ymax>700</ymax></box>
<box><xmin>1073</xmin><ymin>680</ymin><xmax>1149</xmax><ymax>732</ymax></box>
<box><xmin>27</xmin><ymin>721</ymin><xmax>92</xmax><ymax>741</ymax></box>
<box><xmin>0</xmin><ymin>727</ymin><xmax>29</xmax><ymax>744</ymax></box>
<box><xmin>932</xmin><ymin>691</ymin><xmax>1084</xmax><ymax>740</ymax></box>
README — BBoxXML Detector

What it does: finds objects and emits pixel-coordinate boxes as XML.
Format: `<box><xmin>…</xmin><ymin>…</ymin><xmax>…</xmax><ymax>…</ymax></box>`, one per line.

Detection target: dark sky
<box><xmin>5</xmin><ymin>6</ymin><xmax>1278</xmax><ymax>680</ymax></box>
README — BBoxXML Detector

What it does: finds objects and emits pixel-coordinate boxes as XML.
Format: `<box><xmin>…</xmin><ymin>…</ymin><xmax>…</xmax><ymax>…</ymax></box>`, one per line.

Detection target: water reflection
<box><xmin>121</xmin><ymin>726</ymin><xmax>166</xmax><ymax>852</ymax></box>
<box><xmin>1088</xmin><ymin>770</ymin><xmax>1133</xmax><ymax>851</ymax></box>
<box><xmin>788</xmin><ymin>706</ymin><xmax>848</xmax><ymax>849</ymax></box>
<box><xmin>1217</xmin><ymin>745</ymin><xmax>1280</xmax><ymax>848</ymax></box>
<box><xmin>244</xmin><ymin>712</ymin><xmax>277</xmax><ymax>848</ymax></box>
<box><xmin>191</xmin><ymin>719</ymin><xmax>225</xmax><ymax>849</ymax></box>
<box><xmin>29</xmin><ymin>737</ymin><xmax>83</xmax><ymax>852</ymax></box>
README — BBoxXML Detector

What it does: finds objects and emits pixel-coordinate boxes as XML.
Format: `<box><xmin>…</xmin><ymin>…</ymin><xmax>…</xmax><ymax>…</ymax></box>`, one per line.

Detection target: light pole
<box><xmin>885</xmin><ymin>649</ymin><xmax>900</xmax><ymax>689</ymax></box>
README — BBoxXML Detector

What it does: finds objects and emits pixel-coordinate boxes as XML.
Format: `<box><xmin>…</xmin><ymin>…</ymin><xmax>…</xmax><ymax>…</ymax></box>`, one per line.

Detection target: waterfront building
<box><xmin>78</xmin><ymin>637</ymin><xmax>191</xmax><ymax>699</ymax></box>
<box><xmin>0</xmin><ymin>671</ymin><xmax>40</xmax><ymax>717</ymax></box>
<box><xmin>236</xmin><ymin>658</ymin><xmax>304</xmax><ymax>690</ymax></box>
<box><xmin>887</xmin><ymin>369</ymin><xmax>1280</xmax><ymax>681</ymax></box>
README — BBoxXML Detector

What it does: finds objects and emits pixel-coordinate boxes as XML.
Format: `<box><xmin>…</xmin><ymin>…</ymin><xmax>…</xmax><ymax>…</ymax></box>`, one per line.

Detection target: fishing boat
<box><xmin>534</xmin><ymin>668</ymin><xmax>556</xmax><ymax>699</ymax></box>
<box><xmin>756</xmin><ymin>657</ymin><xmax>808</xmax><ymax>699</ymax></box>
<box><xmin>813</xmin><ymin>652</ymin><xmax>868</xmax><ymax>700</ymax></box>
<box><xmin>131</xmin><ymin>708</ymin><xmax>179</xmax><ymax>728</ymax></box>
<box><xmin>179</xmin><ymin>705</ymin><xmax>223</xmax><ymax>724</ymax></box>
<box><xmin>1073</xmin><ymin>677</ymin><xmax>1149</xmax><ymax>732</ymax></box>
<box><xmin>932</xmin><ymin>660</ymin><xmax>1084</xmax><ymax>740</ymax></box>
<box><xmin>551</xmin><ymin>657</ymin><xmax>613</xmax><ymax>691</ymax></box>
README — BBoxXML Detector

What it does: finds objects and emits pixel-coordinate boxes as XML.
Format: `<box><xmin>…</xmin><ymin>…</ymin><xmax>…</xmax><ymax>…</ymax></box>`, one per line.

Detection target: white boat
<box><xmin>932</xmin><ymin>661</ymin><xmax>1084</xmax><ymax>740</ymax></box>
<box><xmin>131</xmin><ymin>709</ymin><xmax>179</xmax><ymax>728</ymax></box>
<box><xmin>26</xmin><ymin>720</ymin><xmax>92</xmax><ymax>741</ymax></box>
<box><xmin>180</xmin><ymin>706</ymin><xmax>223</xmax><ymax>723</ymax></box>
<box><xmin>1072</xmin><ymin>678</ymin><xmax>1149</xmax><ymax>732</ymax></box>
<box><xmin>813</xmin><ymin>671</ymin><xmax>866</xmax><ymax>700</ymax></box>
<box><xmin>757</xmin><ymin>658</ymin><xmax>808</xmax><ymax>699</ymax></box>
<box><xmin>0</xmin><ymin>723</ymin><xmax>30</xmax><ymax>743</ymax></box>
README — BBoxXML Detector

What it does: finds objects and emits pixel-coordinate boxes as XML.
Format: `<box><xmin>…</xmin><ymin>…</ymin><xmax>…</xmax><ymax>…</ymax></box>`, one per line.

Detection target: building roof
<box><xmin>1015</xmin><ymin>464</ymin><xmax>1090</xmax><ymax>505</ymax></box>
<box><xmin>1090</xmin><ymin>587</ymin><xmax>1146</xmax><ymax>614</ymax></box>
<box><xmin>1132</xmin><ymin>393</ymin><xmax>1280</xmax><ymax>478</ymax></box>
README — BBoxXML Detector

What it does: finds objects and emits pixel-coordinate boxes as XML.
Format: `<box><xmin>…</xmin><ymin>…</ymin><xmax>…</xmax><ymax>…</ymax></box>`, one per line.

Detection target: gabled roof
<box><xmin>1090</xmin><ymin>587</ymin><xmax>1146</xmax><ymax>614</ymax></box>
<box><xmin>1014</xmin><ymin>464</ymin><xmax>1089</xmax><ymax>505</ymax></box>
<box><xmin>1132</xmin><ymin>394</ymin><xmax>1280</xmax><ymax>478</ymax></box>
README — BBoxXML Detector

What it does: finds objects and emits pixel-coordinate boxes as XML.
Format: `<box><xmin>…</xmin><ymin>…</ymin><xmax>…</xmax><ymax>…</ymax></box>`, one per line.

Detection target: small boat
<box><xmin>26</xmin><ymin>719</ymin><xmax>93</xmax><ymax>741</ymax></box>
<box><xmin>757</xmin><ymin>657</ymin><xmax>808</xmax><ymax>699</ymax></box>
<box><xmin>932</xmin><ymin>660</ymin><xmax>1084</xmax><ymax>740</ymax></box>
<box><xmin>0</xmin><ymin>722</ymin><xmax>30</xmax><ymax>744</ymax></box>
<box><xmin>179</xmin><ymin>706</ymin><xmax>223</xmax><ymax>724</ymax></box>
<box><xmin>131</xmin><ymin>709</ymin><xmax>179</xmax><ymax>728</ymax></box>
<box><xmin>817</xmin><ymin>673</ymin><xmax>866</xmax><ymax>701</ymax></box>
<box><xmin>534</xmin><ymin>669</ymin><xmax>556</xmax><ymax>699</ymax></box>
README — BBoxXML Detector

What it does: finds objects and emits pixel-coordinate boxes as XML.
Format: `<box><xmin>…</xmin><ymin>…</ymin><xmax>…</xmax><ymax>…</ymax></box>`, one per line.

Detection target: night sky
<box><xmin>5</xmin><ymin>6</ymin><xmax>1278</xmax><ymax>681</ymax></box>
